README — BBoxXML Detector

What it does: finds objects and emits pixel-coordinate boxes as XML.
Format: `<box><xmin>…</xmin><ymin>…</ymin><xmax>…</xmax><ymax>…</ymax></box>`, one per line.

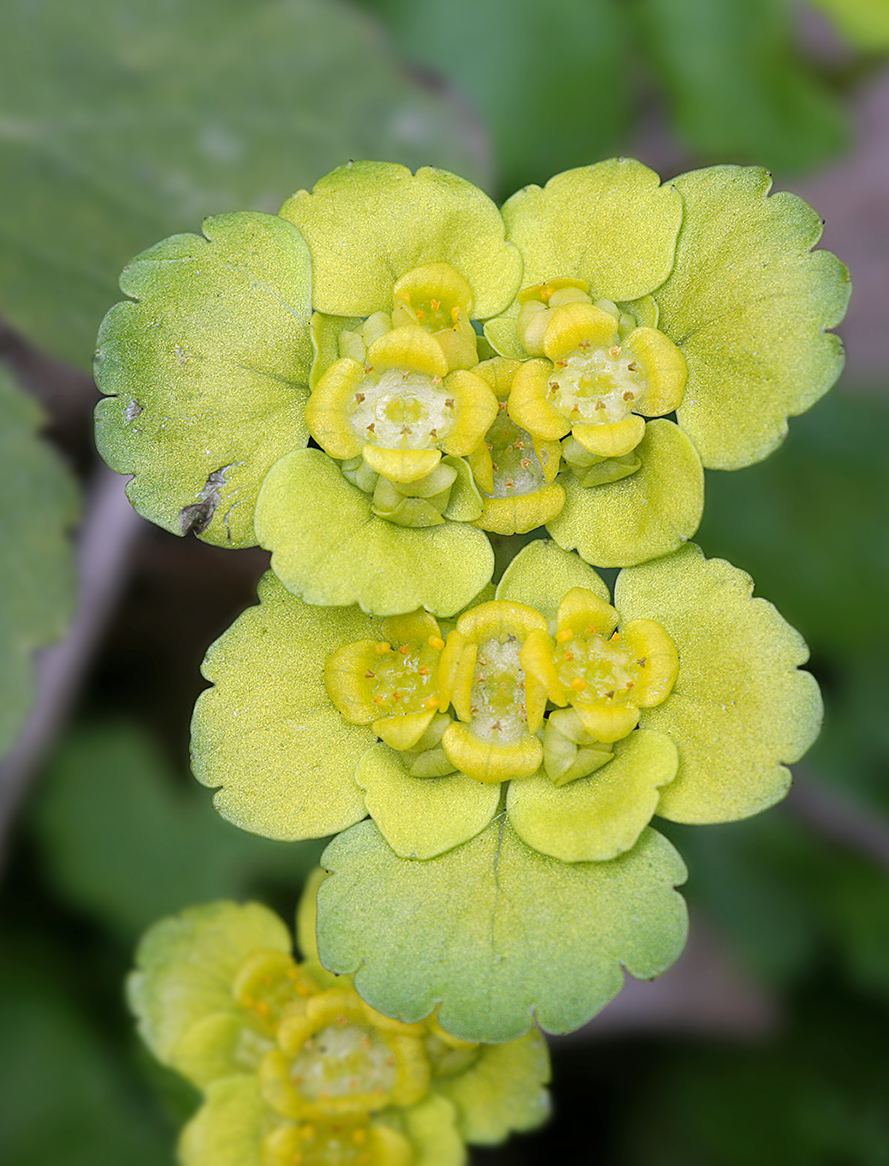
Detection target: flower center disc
<box><xmin>349</xmin><ymin>370</ymin><xmax>454</xmax><ymax>449</ymax></box>
<box><xmin>289</xmin><ymin>1024</ymin><xmax>397</xmax><ymax>1104</ymax></box>
<box><xmin>470</xmin><ymin>637</ymin><xmax>528</xmax><ymax>743</ymax></box>
<box><xmin>368</xmin><ymin>642</ymin><xmax>440</xmax><ymax>717</ymax></box>
<box><xmin>554</xmin><ymin>632</ymin><xmax>637</xmax><ymax>704</ymax></box>
<box><xmin>550</xmin><ymin>346</ymin><xmax>645</xmax><ymax>425</ymax></box>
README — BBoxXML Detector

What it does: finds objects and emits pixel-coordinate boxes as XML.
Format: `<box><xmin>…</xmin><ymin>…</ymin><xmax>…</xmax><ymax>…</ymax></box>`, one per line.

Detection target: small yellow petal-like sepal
<box><xmin>324</xmin><ymin>640</ymin><xmax>383</xmax><ymax>723</ymax></box>
<box><xmin>474</xmin><ymin>483</ymin><xmax>565</xmax><ymax>536</ymax></box>
<box><xmin>572</xmin><ymin>415</ymin><xmax>646</xmax><ymax>458</ymax></box>
<box><xmin>441</xmin><ymin>721</ymin><xmax>543</xmax><ymax>783</ymax></box>
<box><xmin>507</xmin><ymin>359</ymin><xmax>569</xmax><ymax>441</ymax></box>
<box><xmin>519</xmin><ymin>628</ymin><xmax>566</xmax><ymax>707</ymax></box>
<box><xmin>466</xmin><ymin>442</ymin><xmax>494</xmax><ymax>494</ymax></box>
<box><xmin>625</xmin><ymin>326</ymin><xmax>687</xmax><ymax>416</ymax></box>
<box><xmin>572</xmin><ymin>700</ymin><xmax>641</xmax><ymax>743</ymax></box>
<box><xmin>374</xmin><ymin>708</ymin><xmax>439</xmax><ymax>751</ymax></box>
<box><xmin>621</xmin><ymin>618</ymin><xmax>679</xmax><ymax>707</ymax></box>
<box><xmin>441</xmin><ymin>368</ymin><xmax>499</xmax><ymax>456</ymax></box>
<box><xmin>438</xmin><ymin>630</ymin><xmax>476</xmax><ymax>720</ymax></box>
<box><xmin>367</xmin><ymin>325</ymin><xmax>449</xmax><ymax>379</ymax></box>
<box><xmin>555</xmin><ymin>588</ymin><xmax>620</xmax><ymax>639</ymax></box>
<box><xmin>542</xmin><ymin>302</ymin><xmax>619</xmax><ymax>361</ymax></box>
<box><xmin>305</xmin><ymin>358</ymin><xmax>365</xmax><ymax>458</ymax></box>
<box><xmin>455</xmin><ymin>600</ymin><xmax>548</xmax><ymax>643</ymax></box>
<box><xmin>363</xmin><ymin>444</ymin><xmax>443</xmax><ymax>484</ymax></box>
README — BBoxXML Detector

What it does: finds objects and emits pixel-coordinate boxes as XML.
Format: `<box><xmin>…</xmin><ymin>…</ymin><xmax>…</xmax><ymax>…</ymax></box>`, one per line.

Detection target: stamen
<box><xmin>375</xmin><ymin>642</ymin><xmax>391</xmax><ymax>654</ymax></box>
<box><xmin>428</xmin><ymin>635</ymin><xmax>445</xmax><ymax>650</ymax></box>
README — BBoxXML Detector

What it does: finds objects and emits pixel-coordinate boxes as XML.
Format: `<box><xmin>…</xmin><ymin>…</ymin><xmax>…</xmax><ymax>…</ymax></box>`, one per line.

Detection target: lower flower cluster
<box><xmin>129</xmin><ymin>892</ymin><xmax>550</xmax><ymax>1166</ymax></box>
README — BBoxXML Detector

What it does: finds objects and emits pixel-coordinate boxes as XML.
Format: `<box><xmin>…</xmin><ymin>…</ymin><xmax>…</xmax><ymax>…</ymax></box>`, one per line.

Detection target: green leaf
<box><xmin>495</xmin><ymin>537</ymin><xmax>609</xmax><ymax>615</ymax></box>
<box><xmin>30</xmin><ymin>721</ymin><xmax>322</xmax><ymax>941</ymax></box>
<box><xmin>0</xmin><ymin>0</ymin><xmax>490</xmax><ymax>369</ymax></box>
<box><xmin>352</xmin><ymin>0</ymin><xmax>632</xmax><ymax>195</ymax></box>
<box><xmin>616</xmin><ymin>545</ymin><xmax>821</xmax><ymax>824</ymax></box>
<box><xmin>279</xmin><ymin>161</ymin><xmax>521</xmax><ymax>319</ymax></box>
<box><xmin>255</xmin><ymin>449</ymin><xmax>494</xmax><ymax>616</ymax></box>
<box><xmin>355</xmin><ymin>743</ymin><xmax>499</xmax><ymax>859</ymax></box>
<box><xmin>317</xmin><ymin>818</ymin><xmax>687</xmax><ymax>1042</ymax></box>
<box><xmin>0</xmin><ymin>368</ymin><xmax>78</xmax><ymax>759</ymax></box>
<box><xmin>129</xmin><ymin>900</ymin><xmax>289</xmax><ymax>1068</ymax></box>
<box><xmin>499</xmin><ymin>157</ymin><xmax>684</xmax><ymax>306</ymax></box>
<box><xmin>435</xmin><ymin>1031</ymin><xmax>551</xmax><ymax>1144</ymax></box>
<box><xmin>193</xmin><ymin>571</ymin><xmax>378</xmax><ymax>840</ymax></box>
<box><xmin>95</xmin><ymin>212</ymin><xmax>312</xmax><ymax>548</ymax></box>
<box><xmin>655</xmin><ymin>165</ymin><xmax>850</xmax><ymax>469</ymax></box>
<box><xmin>546</xmin><ymin>420</ymin><xmax>704</xmax><ymax>568</ymax></box>
<box><xmin>506</xmin><ymin>729</ymin><xmax>679</xmax><ymax>862</ymax></box>
<box><xmin>0</xmin><ymin>962</ymin><xmax>173</xmax><ymax>1166</ymax></box>
<box><xmin>637</xmin><ymin>0</ymin><xmax>849</xmax><ymax>173</ymax></box>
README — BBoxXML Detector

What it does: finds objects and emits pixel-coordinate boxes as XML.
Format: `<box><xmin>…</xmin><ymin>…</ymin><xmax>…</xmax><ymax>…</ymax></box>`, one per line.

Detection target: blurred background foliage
<box><xmin>2</xmin><ymin>0</ymin><xmax>889</xmax><ymax>1162</ymax></box>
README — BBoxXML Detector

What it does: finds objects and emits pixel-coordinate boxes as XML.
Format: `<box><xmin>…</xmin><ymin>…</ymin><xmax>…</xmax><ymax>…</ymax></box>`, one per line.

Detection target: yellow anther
<box><xmin>353</xmin><ymin>1129</ymin><xmax>368</xmax><ymax>1146</ymax></box>
<box><xmin>570</xmin><ymin>677</ymin><xmax>586</xmax><ymax>692</ymax></box>
<box><xmin>373</xmin><ymin>695</ymin><xmax>385</xmax><ymax>705</ymax></box>
<box><xmin>423</xmin><ymin>696</ymin><xmax>439</xmax><ymax>708</ymax></box>
<box><xmin>398</xmin><ymin>644</ymin><xmax>410</xmax><ymax>655</ymax></box>
<box><xmin>375</xmin><ymin>642</ymin><xmax>392</xmax><ymax>654</ymax></box>
<box><xmin>428</xmin><ymin>635</ymin><xmax>445</xmax><ymax>650</ymax></box>
<box><xmin>556</xmin><ymin>629</ymin><xmax>573</xmax><ymax>643</ymax></box>
<box><xmin>302</xmin><ymin>1126</ymin><xmax>315</xmax><ymax>1140</ymax></box>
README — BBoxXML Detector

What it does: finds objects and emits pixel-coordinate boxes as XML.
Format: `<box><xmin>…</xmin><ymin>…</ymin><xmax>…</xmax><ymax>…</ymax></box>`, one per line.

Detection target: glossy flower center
<box><xmin>366</xmin><ymin>640</ymin><xmax>442</xmax><ymax>717</ymax></box>
<box><xmin>553</xmin><ymin>630</ymin><xmax>638</xmax><ymax>705</ymax></box>
<box><xmin>548</xmin><ymin>344</ymin><xmax>644</xmax><ymax>425</ymax></box>
<box><xmin>349</xmin><ymin>370</ymin><xmax>455</xmax><ymax>451</ymax></box>
<box><xmin>289</xmin><ymin>1024</ymin><xmax>397</xmax><ymax>1103</ymax></box>
<box><xmin>469</xmin><ymin>636</ymin><xmax>528</xmax><ymax>744</ymax></box>
<box><xmin>486</xmin><ymin>402</ymin><xmax>549</xmax><ymax>498</ymax></box>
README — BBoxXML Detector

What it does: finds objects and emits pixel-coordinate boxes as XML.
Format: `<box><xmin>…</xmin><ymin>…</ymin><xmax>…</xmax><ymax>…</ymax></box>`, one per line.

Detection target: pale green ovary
<box><xmin>349</xmin><ymin>369</ymin><xmax>455</xmax><ymax>450</ymax></box>
<box><xmin>551</xmin><ymin>346</ymin><xmax>645</xmax><ymax>424</ymax></box>
<box><xmin>288</xmin><ymin>1024</ymin><xmax>396</xmax><ymax>1101</ymax></box>
<box><xmin>469</xmin><ymin>638</ymin><xmax>529</xmax><ymax>745</ymax></box>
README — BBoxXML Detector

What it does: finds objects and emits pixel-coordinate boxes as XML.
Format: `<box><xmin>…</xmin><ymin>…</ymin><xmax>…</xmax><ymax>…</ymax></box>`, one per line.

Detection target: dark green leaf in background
<box><xmin>353</xmin><ymin>0</ymin><xmax>632</xmax><ymax>195</ymax></box>
<box><xmin>635</xmin><ymin>0</ymin><xmax>848</xmax><ymax>172</ymax></box>
<box><xmin>0</xmin><ymin>0</ymin><xmax>490</xmax><ymax>370</ymax></box>
<box><xmin>0</xmin><ymin>366</ymin><xmax>78</xmax><ymax>760</ymax></box>
<box><xmin>0</xmin><ymin>961</ymin><xmax>174</xmax><ymax>1166</ymax></box>
<box><xmin>30</xmin><ymin>722</ymin><xmax>323</xmax><ymax>942</ymax></box>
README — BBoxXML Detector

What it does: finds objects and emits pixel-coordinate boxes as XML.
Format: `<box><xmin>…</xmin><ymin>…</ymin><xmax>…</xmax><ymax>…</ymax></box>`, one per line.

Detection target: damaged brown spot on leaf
<box><xmin>178</xmin><ymin>465</ymin><xmax>232</xmax><ymax>536</ymax></box>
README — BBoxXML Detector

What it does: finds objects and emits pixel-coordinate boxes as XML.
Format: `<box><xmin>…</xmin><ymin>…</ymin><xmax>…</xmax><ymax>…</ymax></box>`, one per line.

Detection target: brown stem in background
<box><xmin>785</xmin><ymin>767</ymin><xmax>889</xmax><ymax>876</ymax></box>
<box><xmin>0</xmin><ymin>466</ymin><xmax>144</xmax><ymax>873</ymax></box>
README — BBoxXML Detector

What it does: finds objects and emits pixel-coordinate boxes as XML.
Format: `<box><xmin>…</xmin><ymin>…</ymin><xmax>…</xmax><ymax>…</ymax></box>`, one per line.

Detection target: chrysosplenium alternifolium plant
<box><xmin>97</xmin><ymin>158</ymin><xmax>848</xmax><ymax>1086</ymax></box>
<box><xmin>130</xmin><ymin>877</ymin><xmax>549</xmax><ymax>1166</ymax></box>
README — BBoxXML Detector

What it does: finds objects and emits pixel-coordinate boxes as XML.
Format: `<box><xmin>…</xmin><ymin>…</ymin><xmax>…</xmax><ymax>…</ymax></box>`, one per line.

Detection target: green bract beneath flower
<box><xmin>129</xmin><ymin>895</ymin><xmax>550</xmax><ymax>1165</ymax></box>
<box><xmin>193</xmin><ymin>542</ymin><xmax>820</xmax><ymax>868</ymax></box>
<box><xmin>480</xmin><ymin>157</ymin><xmax>849</xmax><ymax>564</ymax></box>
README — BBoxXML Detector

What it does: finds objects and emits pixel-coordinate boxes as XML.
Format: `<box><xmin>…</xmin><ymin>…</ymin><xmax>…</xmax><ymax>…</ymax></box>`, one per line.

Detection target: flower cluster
<box><xmin>129</xmin><ymin>887</ymin><xmax>550</xmax><ymax>1166</ymax></box>
<box><xmin>193</xmin><ymin>541</ymin><xmax>819</xmax><ymax>868</ymax></box>
<box><xmin>96</xmin><ymin>158</ymin><xmax>848</xmax><ymax>614</ymax></box>
<box><xmin>99</xmin><ymin>158</ymin><xmax>847</xmax><ymax>1049</ymax></box>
